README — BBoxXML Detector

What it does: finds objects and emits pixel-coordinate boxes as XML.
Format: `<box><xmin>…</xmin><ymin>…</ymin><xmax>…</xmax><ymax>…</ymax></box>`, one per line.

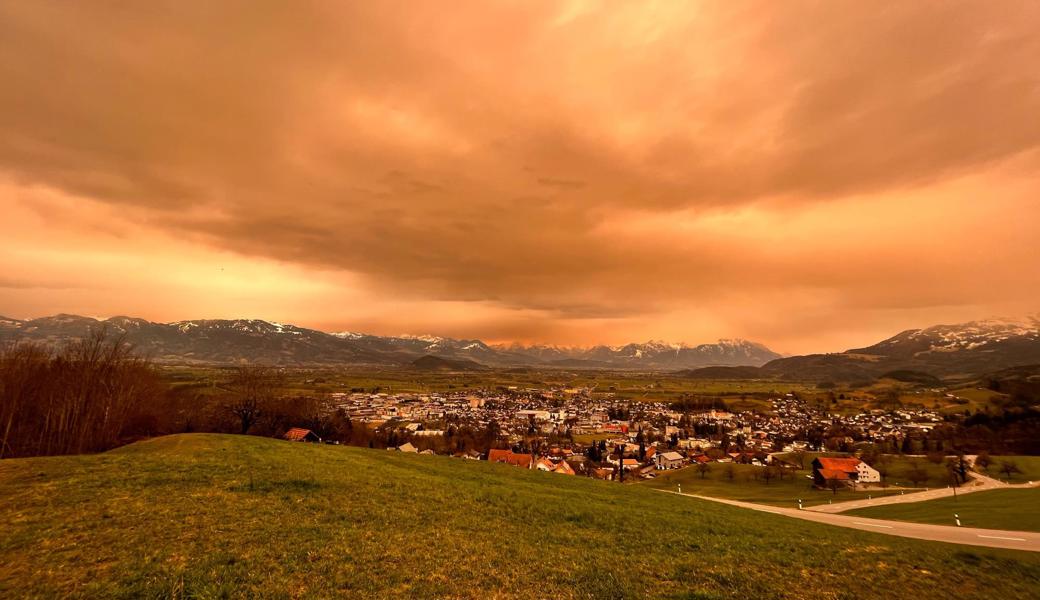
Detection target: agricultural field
<box><xmin>847</xmin><ymin>488</ymin><xmax>1040</xmax><ymax>533</ymax></box>
<box><xmin>2</xmin><ymin>434</ymin><xmax>1039</xmax><ymax>599</ymax></box>
<box><xmin>158</xmin><ymin>366</ymin><xmax>818</xmax><ymax>408</ymax></box>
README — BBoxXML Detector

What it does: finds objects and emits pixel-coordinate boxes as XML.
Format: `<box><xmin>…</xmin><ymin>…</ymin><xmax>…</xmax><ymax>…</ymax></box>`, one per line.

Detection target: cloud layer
<box><xmin>1</xmin><ymin>1</ymin><xmax>1039</xmax><ymax>353</ymax></box>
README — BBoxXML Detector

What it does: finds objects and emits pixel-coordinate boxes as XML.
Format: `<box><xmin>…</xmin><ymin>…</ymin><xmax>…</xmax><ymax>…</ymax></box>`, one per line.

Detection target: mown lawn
<box><xmin>641</xmin><ymin>463</ymin><xmax>905</xmax><ymax>508</ymax></box>
<box><xmin>847</xmin><ymin>488</ymin><xmax>1040</xmax><ymax>532</ymax></box>
<box><xmin>1</xmin><ymin>434</ymin><xmax>1038</xmax><ymax>599</ymax></box>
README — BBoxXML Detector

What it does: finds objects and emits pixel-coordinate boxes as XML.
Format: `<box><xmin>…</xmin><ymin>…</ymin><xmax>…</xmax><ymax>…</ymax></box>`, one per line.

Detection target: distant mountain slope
<box><xmin>496</xmin><ymin>339</ymin><xmax>782</xmax><ymax>369</ymax></box>
<box><xmin>757</xmin><ymin>317</ymin><xmax>1040</xmax><ymax>380</ymax></box>
<box><xmin>0</xmin><ymin>314</ymin><xmax>396</xmax><ymax>366</ymax></box>
<box><xmin>0</xmin><ymin>314</ymin><xmax>780</xmax><ymax>369</ymax></box>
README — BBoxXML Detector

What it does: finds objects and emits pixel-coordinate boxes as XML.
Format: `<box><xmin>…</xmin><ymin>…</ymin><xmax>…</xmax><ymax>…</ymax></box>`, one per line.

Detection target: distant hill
<box><xmin>410</xmin><ymin>354</ymin><xmax>487</xmax><ymax>371</ymax></box>
<box><xmin>0</xmin><ymin>434</ymin><xmax>1034</xmax><ymax>598</ymax></box>
<box><xmin>676</xmin><ymin>366</ymin><xmax>766</xmax><ymax>379</ymax></box>
<box><xmin>0</xmin><ymin>314</ymin><xmax>781</xmax><ymax>369</ymax></box>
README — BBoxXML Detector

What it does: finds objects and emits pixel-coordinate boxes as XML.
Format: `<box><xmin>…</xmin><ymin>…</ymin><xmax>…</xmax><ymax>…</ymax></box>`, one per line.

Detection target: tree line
<box><xmin>0</xmin><ymin>332</ymin><xmax>161</xmax><ymax>458</ymax></box>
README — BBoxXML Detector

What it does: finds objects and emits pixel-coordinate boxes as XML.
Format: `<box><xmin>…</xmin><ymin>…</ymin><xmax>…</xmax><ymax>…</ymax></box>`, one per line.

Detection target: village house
<box><xmin>535</xmin><ymin>458</ymin><xmax>576</xmax><ymax>475</ymax></box>
<box><xmin>488</xmin><ymin>448</ymin><xmax>534</xmax><ymax>469</ymax></box>
<box><xmin>655</xmin><ymin>451</ymin><xmax>685</xmax><ymax>470</ymax></box>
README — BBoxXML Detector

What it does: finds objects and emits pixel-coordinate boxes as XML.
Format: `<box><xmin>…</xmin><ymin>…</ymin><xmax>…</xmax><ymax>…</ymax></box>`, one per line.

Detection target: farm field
<box><xmin>847</xmin><ymin>488</ymin><xmax>1040</xmax><ymax>533</ymax></box>
<box><xmin>158</xmin><ymin>366</ymin><xmax>817</xmax><ymax>407</ymax></box>
<box><xmin>3</xmin><ymin>434</ymin><xmax>1039</xmax><ymax>599</ymax></box>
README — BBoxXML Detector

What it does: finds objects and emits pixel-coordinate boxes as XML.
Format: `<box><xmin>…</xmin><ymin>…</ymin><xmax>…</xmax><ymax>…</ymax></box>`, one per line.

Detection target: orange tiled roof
<box><xmin>284</xmin><ymin>428</ymin><xmax>314</xmax><ymax>441</ymax></box>
<box><xmin>488</xmin><ymin>449</ymin><xmax>533</xmax><ymax>468</ymax></box>
<box><xmin>817</xmin><ymin>457</ymin><xmax>862</xmax><ymax>472</ymax></box>
<box><xmin>818</xmin><ymin>468</ymin><xmax>850</xmax><ymax>480</ymax></box>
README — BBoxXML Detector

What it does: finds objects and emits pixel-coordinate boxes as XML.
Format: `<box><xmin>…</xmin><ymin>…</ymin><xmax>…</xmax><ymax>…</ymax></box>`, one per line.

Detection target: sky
<box><xmin>1</xmin><ymin>1</ymin><xmax>1039</xmax><ymax>354</ymax></box>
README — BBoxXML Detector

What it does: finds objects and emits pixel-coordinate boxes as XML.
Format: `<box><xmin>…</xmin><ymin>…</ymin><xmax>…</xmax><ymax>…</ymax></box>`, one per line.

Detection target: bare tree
<box><xmin>974</xmin><ymin>452</ymin><xmax>991</xmax><ymax>472</ymax></box>
<box><xmin>906</xmin><ymin>464</ymin><xmax>929</xmax><ymax>488</ymax></box>
<box><xmin>0</xmin><ymin>330</ymin><xmax>160</xmax><ymax>458</ymax></box>
<box><xmin>225</xmin><ymin>366</ymin><xmax>282</xmax><ymax>435</ymax></box>
<box><xmin>762</xmin><ymin>466</ymin><xmax>778</xmax><ymax>485</ymax></box>
<box><xmin>999</xmin><ymin>460</ymin><xmax>1022</xmax><ymax>481</ymax></box>
<box><xmin>696</xmin><ymin>462</ymin><xmax>711</xmax><ymax>479</ymax></box>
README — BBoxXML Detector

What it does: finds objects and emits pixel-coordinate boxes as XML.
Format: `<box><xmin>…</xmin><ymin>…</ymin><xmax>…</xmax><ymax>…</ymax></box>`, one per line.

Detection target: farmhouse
<box><xmin>283</xmin><ymin>428</ymin><xmax>320</xmax><ymax>442</ymax></box>
<box><xmin>811</xmin><ymin>457</ymin><xmax>880</xmax><ymax>486</ymax></box>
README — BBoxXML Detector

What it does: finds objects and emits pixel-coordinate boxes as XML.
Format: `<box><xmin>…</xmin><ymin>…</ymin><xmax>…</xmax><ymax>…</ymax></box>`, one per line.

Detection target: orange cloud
<box><xmin>1</xmin><ymin>1</ymin><xmax>1038</xmax><ymax>353</ymax></box>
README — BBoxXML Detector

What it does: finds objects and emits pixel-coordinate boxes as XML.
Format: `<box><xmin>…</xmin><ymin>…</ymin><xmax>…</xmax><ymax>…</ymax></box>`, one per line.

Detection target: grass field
<box><xmin>4</xmin><ymin>434</ymin><xmax>1038</xmax><ymax>599</ymax></box>
<box><xmin>981</xmin><ymin>456</ymin><xmax>1040</xmax><ymax>484</ymax></box>
<box><xmin>847</xmin><ymin>488</ymin><xmax>1040</xmax><ymax>532</ymax></box>
<box><xmin>641</xmin><ymin>463</ymin><xmax>906</xmax><ymax>508</ymax></box>
<box><xmin>572</xmin><ymin>433</ymin><xmax>619</xmax><ymax>445</ymax></box>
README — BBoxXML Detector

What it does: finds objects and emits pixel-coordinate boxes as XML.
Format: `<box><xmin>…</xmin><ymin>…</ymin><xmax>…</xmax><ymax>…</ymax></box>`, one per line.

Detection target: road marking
<box><xmin>978</xmin><ymin>535</ymin><xmax>1027</xmax><ymax>541</ymax></box>
<box><xmin>853</xmin><ymin>522</ymin><xmax>893</xmax><ymax>529</ymax></box>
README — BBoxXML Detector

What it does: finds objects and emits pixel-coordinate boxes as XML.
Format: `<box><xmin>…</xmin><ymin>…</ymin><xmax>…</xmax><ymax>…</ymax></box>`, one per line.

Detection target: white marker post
<box><xmin>678</xmin><ymin>483</ymin><xmax>682</xmax><ymax>495</ymax></box>
<box><xmin>955</xmin><ymin>513</ymin><xmax>961</xmax><ymax>527</ymax></box>
<box><xmin>798</xmin><ymin>499</ymin><xmax>803</xmax><ymax>510</ymax></box>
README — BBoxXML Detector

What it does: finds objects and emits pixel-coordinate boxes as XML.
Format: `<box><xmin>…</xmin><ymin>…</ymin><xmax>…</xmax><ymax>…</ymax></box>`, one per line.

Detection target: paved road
<box><xmin>807</xmin><ymin>471</ymin><xmax>1040</xmax><ymax>514</ymax></box>
<box><xmin>660</xmin><ymin>490</ymin><xmax>1040</xmax><ymax>552</ymax></box>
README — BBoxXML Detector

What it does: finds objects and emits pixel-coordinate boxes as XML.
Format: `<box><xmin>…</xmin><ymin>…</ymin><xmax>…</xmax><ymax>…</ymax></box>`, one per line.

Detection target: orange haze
<box><xmin>1</xmin><ymin>1</ymin><xmax>1039</xmax><ymax>354</ymax></box>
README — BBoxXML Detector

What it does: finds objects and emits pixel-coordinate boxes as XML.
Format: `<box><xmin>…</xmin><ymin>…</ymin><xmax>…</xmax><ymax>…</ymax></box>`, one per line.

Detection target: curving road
<box><xmin>806</xmin><ymin>471</ymin><xmax>1040</xmax><ymax>514</ymax></box>
<box><xmin>660</xmin><ymin>490</ymin><xmax>1040</xmax><ymax>552</ymax></box>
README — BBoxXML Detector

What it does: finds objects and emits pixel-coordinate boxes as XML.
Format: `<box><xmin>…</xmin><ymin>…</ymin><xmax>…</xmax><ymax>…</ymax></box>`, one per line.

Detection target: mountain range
<box><xmin>0</xmin><ymin>314</ymin><xmax>780</xmax><ymax>369</ymax></box>
<box><xmin>686</xmin><ymin>316</ymin><xmax>1040</xmax><ymax>381</ymax></box>
<box><xmin>2</xmin><ymin>313</ymin><xmax>1038</xmax><ymax>379</ymax></box>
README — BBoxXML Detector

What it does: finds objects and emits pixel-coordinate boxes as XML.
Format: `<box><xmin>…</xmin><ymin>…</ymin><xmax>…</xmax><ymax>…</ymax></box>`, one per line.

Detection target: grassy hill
<box><xmin>1</xmin><ymin>435</ymin><xmax>1039</xmax><ymax>599</ymax></box>
<box><xmin>847</xmin><ymin>488</ymin><xmax>1040</xmax><ymax>532</ymax></box>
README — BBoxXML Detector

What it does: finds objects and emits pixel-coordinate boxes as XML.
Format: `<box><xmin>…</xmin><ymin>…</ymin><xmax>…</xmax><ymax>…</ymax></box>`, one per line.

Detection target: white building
<box><xmin>856</xmin><ymin>461</ymin><xmax>881</xmax><ymax>483</ymax></box>
<box><xmin>656</xmin><ymin>451</ymin><xmax>685</xmax><ymax>470</ymax></box>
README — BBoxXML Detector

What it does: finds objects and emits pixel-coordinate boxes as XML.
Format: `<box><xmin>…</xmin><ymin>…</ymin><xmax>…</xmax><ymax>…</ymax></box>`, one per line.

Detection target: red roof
<box><xmin>284</xmin><ymin>428</ymin><xmax>316</xmax><ymax>441</ymax></box>
<box><xmin>816</xmin><ymin>457</ymin><xmax>862</xmax><ymax>473</ymax></box>
<box><xmin>488</xmin><ymin>449</ymin><xmax>533</xmax><ymax>468</ymax></box>
<box><xmin>818</xmin><ymin>468</ymin><xmax>850</xmax><ymax>481</ymax></box>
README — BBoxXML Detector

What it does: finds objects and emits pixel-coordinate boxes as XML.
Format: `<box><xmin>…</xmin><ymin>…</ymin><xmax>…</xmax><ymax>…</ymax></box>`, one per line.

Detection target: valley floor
<box><xmin>2</xmin><ymin>434</ymin><xmax>1039</xmax><ymax>599</ymax></box>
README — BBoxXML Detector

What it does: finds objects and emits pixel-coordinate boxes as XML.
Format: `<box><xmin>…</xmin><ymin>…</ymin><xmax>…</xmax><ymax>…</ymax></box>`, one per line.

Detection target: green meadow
<box><xmin>848</xmin><ymin>488</ymin><xmax>1040</xmax><ymax>533</ymax></box>
<box><xmin>2</xmin><ymin>434</ymin><xmax>1039</xmax><ymax>599</ymax></box>
<box><xmin>641</xmin><ymin>462</ymin><xmax>906</xmax><ymax>508</ymax></box>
